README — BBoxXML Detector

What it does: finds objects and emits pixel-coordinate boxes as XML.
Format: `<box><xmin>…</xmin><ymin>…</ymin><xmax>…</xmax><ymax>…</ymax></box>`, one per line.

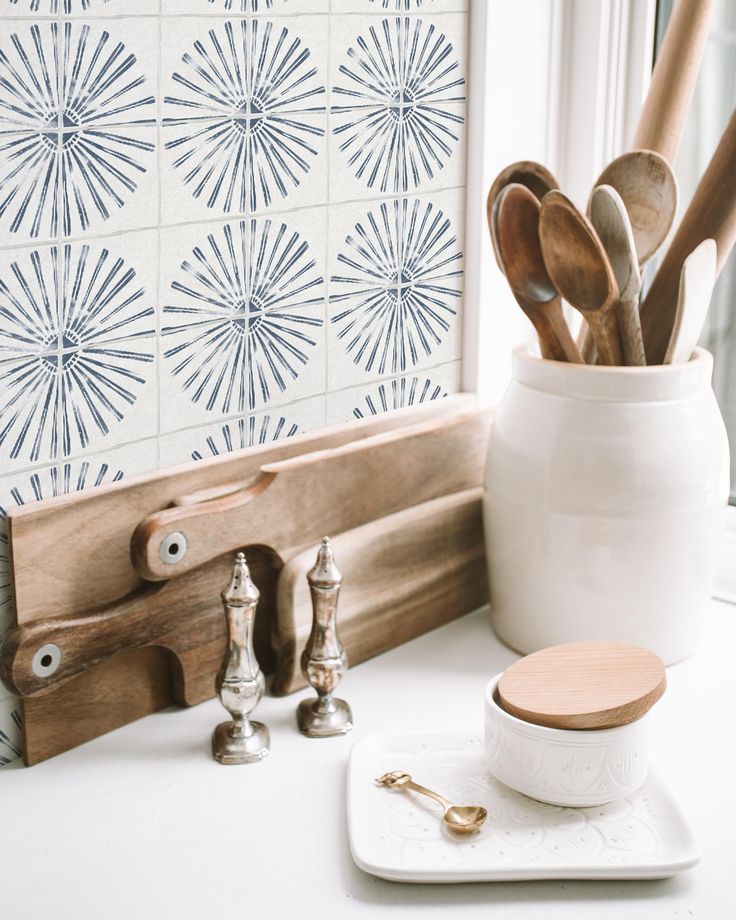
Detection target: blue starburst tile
<box><xmin>0</xmin><ymin>234</ymin><xmax>158</xmax><ymax>468</ymax></box>
<box><xmin>0</xmin><ymin>20</ymin><xmax>158</xmax><ymax>241</ymax></box>
<box><xmin>325</xmin><ymin>360</ymin><xmax>459</xmax><ymax>424</ymax></box>
<box><xmin>328</xmin><ymin>190</ymin><xmax>463</xmax><ymax>388</ymax></box>
<box><xmin>329</xmin><ymin>14</ymin><xmax>466</xmax><ymax>202</ymax></box>
<box><xmin>160</xmin><ymin>210</ymin><xmax>327</xmax><ymax>431</ymax></box>
<box><xmin>161</xmin><ymin>17</ymin><xmax>328</xmax><ymax>220</ymax></box>
<box><xmin>158</xmin><ymin>394</ymin><xmax>325</xmax><ymax>466</ymax></box>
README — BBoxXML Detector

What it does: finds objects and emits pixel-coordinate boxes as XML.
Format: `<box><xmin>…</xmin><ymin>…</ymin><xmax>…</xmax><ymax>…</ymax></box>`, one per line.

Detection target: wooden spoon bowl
<box><xmin>595</xmin><ymin>150</ymin><xmax>678</xmax><ymax>265</ymax></box>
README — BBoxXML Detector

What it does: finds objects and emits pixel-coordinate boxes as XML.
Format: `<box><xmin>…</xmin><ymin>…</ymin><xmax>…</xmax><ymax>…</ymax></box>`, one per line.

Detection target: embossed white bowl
<box><xmin>484</xmin><ymin>673</ymin><xmax>650</xmax><ymax>807</ymax></box>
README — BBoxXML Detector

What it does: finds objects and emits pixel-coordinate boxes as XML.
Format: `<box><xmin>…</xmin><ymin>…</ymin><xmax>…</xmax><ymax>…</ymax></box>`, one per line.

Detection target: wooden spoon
<box><xmin>640</xmin><ymin>108</ymin><xmax>736</xmax><ymax>364</ymax></box>
<box><xmin>539</xmin><ymin>190</ymin><xmax>623</xmax><ymax>366</ymax></box>
<box><xmin>663</xmin><ymin>238</ymin><xmax>717</xmax><ymax>364</ymax></box>
<box><xmin>594</xmin><ymin>150</ymin><xmax>678</xmax><ymax>266</ymax></box>
<box><xmin>494</xmin><ymin>184</ymin><xmax>583</xmax><ymax>363</ymax></box>
<box><xmin>588</xmin><ymin>185</ymin><xmax>646</xmax><ymax>366</ymax></box>
<box><xmin>486</xmin><ymin>161</ymin><xmax>559</xmax><ymax>271</ymax></box>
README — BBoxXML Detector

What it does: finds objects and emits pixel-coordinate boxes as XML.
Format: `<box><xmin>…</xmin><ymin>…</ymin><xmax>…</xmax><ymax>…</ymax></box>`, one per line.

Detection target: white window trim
<box><xmin>464</xmin><ymin>0</ymin><xmax>734</xmax><ymax>603</ymax></box>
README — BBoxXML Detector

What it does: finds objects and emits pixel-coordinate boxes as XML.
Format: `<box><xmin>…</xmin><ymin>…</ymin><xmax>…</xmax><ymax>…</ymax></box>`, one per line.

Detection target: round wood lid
<box><xmin>497</xmin><ymin>641</ymin><xmax>666</xmax><ymax>730</ymax></box>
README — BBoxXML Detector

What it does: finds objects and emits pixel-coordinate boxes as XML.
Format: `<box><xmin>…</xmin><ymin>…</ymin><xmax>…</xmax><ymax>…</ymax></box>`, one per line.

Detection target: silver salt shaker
<box><xmin>212</xmin><ymin>552</ymin><xmax>270</xmax><ymax>764</ymax></box>
<box><xmin>297</xmin><ymin>537</ymin><xmax>353</xmax><ymax>737</ymax></box>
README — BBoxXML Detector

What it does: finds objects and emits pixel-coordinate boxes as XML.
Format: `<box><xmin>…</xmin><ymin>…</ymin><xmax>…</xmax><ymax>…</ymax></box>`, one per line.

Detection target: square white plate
<box><xmin>347</xmin><ymin>732</ymin><xmax>700</xmax><ymax>883</ymax></box>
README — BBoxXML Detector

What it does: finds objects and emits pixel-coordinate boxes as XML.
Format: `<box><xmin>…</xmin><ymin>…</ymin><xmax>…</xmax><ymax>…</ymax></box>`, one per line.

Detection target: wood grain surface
<box><xmin>272</xmin><ymin>488</ymin><xmax>488</xmax><ymax>695</ymax></box>
<box><xmin>640</xmin><ymin>108</ymin><xmax>736</xmax><ymax>364</ymax></box>
<box><xmin>631</xmin><ymin>0</ymin><xmax>715</xmax><ymax>163</ymax></box>
<box><xmin>497</xmin><ymin>641</ymin><xmax>667</xmax><ymax>730</ymax></box>
<box><xmin>130</xmin><ymin>409</ymin><xmax>492</xmax><ymax>581</ymax></box>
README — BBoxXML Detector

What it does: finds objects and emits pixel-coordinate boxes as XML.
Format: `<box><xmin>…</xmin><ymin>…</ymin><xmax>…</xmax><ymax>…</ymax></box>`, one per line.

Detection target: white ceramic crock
<box><xmin>483</xmin><ymin>345</ymin><xmax>730</xmax><ymax>665</ymax></box>
<box><xmin>484</xmin><ymin>673</ymin><xmax>650</xmax><ymax>807</ymax></box>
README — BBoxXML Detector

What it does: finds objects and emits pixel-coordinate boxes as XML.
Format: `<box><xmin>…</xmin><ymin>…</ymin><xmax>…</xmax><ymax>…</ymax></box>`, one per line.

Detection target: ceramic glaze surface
<box><xmin>0</xmin><ymin>0</ymin><xmax>469</xmax><ymax>765</ymax></box>
<box><xmin>484</xmin><ymin>674</ymin><xmax>650</xmax><ymax>807</ymax></box>
<box><xmin>483</xmin><ymin>346</ymin><xmax>730</xmax><ymax>665</ymax></box>
<box><xmin>348</xmin><ymin>731</ymin><xmax>700</xmax><ymax>882</ymax></box>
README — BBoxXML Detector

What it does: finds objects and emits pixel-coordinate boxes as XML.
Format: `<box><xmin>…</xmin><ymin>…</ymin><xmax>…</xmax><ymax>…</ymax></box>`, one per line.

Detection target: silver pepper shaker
<box><xmin>297</xmin><ymin>537</ymin><xmax>353</xmax><ymax>737</ymax></box>
<box><xmin>212</xmin><ymin>552</ymin><xmax>270</xmax><ymax>764</ymax></box>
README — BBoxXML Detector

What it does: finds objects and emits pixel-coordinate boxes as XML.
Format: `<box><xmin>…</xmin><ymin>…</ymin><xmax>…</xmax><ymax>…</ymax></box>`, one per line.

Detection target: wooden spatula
<box><xmin>498</xmin><ymin>641</ymin><xmax>667</xmax><ymax>730</ymax></box>
<box><xmin>663</xmin><ymin>238</ymin><xmax>717</xmax><ymax>364</ymax></box>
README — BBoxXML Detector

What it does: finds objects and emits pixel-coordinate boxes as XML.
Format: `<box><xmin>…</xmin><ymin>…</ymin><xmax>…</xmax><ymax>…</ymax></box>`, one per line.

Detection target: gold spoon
<box><xmin>375</xmin><ymin>771</ymin><xmax>487</xmax><ymax>835</ymax></box>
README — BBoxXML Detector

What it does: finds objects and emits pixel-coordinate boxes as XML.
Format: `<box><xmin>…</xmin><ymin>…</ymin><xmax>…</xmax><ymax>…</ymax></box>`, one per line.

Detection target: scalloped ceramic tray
<box><xmin>347</xmin><ymin>732</ymin><xmax>700</xmax><ymax>883</ymax></box>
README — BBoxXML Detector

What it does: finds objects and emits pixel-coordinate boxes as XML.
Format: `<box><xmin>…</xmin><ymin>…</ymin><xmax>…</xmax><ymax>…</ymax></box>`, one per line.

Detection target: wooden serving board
<box><xmin>273</xmin><ymin>487</ymin><xmax>488</xmax><ymax>695</ymax></box>
<box><xmin>0</xmin><ymin>397</ymin><xmax>492</xmax><ymax>765</ymax></box>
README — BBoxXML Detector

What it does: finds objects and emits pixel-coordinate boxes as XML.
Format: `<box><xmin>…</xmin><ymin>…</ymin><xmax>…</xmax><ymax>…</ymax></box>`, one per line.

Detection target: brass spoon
<box><xmin>594</xmin><ymin>150</ymin><xmax>678</xmax><ymax>267</ymax></box>
<box><xmin>540</xmin><ymin>190</ymin><xmax>624</xmax><ymax>366</ymax></box>
<box><xmin>375</xmin><ymin>771</ymin><xmax>487</xmax><ymax>835</ymax></box>
<box><xmin>494</xmin><ymin>184</ymin><xmax>583</xmax><ymax>363</ymax></box>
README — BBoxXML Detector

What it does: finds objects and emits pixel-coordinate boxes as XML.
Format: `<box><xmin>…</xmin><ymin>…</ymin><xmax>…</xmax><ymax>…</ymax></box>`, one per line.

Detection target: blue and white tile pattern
<box><xmin>0</xmin><ymin>2</ymin><xmax>468</xmax><ymax>765</ymax></box>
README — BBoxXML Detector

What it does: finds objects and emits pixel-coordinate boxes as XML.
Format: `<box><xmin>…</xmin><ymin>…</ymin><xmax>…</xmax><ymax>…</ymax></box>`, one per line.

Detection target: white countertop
<box><xmin>2</xmin><ymin>603</ymin><xmax>735</xmax><ymax>919</ymax></box>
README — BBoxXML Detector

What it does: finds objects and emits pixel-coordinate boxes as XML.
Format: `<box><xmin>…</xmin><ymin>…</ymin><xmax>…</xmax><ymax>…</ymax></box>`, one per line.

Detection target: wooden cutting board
<box><xmin>0</xmin><ymin>397</ymin><xmax>492</xmax><ymax>765</ymax></box>
<box><xmin>273</xmin><ymin>487</ymin><xmax>488</xmax><ymax>694</ymax></box>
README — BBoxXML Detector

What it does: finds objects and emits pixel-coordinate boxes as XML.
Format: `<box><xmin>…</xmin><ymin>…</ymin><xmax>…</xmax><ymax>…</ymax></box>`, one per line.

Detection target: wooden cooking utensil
<box><xmin>498</xmin><ymin>641</ymin><xmax>667</xmax><ymax>731</ymax></box>
<box><xmin>631</xmin><ymin>0</ymin><xmax>715</xmax><ymax>164</ymax></box>
<box><xmin>539</xmin><ymin>190</ymin><xmax>623</xmax><ymax>365</ymax></box>
<box><xmin>594</xmin><ymin>150</ymin><xmax>678</xmax><ymax>266</ymax></box>
<box><xmin>486</xmin><ymin>160</ymin><xmax>559</xmax><ymax>268</ymax></box>
<box><xmin>494</xmin><ymin>184</ymin><xmax>583</xmax><ymax>363</ymax></box>
<box><xmin>588</xmin><ymin>185</ymin><xmax>647</xmax><ymax>366</ymax></box>
<box><xmin>663</xmin><ymin>238</ymin><xmax>717</xmax><ymax>364</ymax></box>
<box><xmin>640</xmin><ymin>107</ymin><xmax>736</xmax><ymax>365</ymax></box>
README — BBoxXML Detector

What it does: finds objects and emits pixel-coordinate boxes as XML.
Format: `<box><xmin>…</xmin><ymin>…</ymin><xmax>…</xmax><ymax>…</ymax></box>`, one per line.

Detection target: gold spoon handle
<box><xmin>375</xmin><ymin>772</ymin><xmax>451</xmax><ymax>811</ymax></box>
<box><xmin>402</xmin><ymin>780</ymin><xmax>452</xmax><ymax>812</ymax></box>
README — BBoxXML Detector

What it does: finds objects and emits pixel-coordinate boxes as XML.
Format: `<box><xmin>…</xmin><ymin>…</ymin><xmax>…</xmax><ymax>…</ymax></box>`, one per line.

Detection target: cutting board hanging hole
<box><xmin>160</xmin><ymin>532</ymin><xmax>187</xmax><ymax>565</ymax></box>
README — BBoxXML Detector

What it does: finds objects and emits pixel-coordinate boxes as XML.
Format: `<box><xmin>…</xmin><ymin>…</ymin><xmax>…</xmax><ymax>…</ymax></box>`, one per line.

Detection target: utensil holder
<box><xmin>483</xmin><ymin>344</ymin><xmax>730</xmax><ymax>665</ymax></box>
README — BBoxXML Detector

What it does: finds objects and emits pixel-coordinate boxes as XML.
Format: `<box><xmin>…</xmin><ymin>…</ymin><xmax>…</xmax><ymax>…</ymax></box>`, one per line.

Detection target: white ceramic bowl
<box><xmin>484</xmin><ymin>673</ymin><xmax>650</xmax><ymax>807</ymax></box>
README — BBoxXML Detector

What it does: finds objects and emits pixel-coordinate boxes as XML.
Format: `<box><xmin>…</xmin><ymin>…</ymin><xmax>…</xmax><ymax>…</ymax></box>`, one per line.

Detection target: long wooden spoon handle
<box><xmin>632</xmin><ymin>0</ymin><xmax>715</xmax><ymax>162</ymax></box>
<box><xmin>516</xmin><ymin>294</ymin><xmax>583</xmax><ymax>363</ymax></box>
<box><xmin>586</xmin><ymin>309</ymin><xmax>624</xmax><ymax>366</ymax></box>
<box><xmin>640</xmin><ymin>107</ymin><xmax>736</xmax><ymax>364</ymax></box>
<box><xmin>616</xmin><ymin>295</ymin><xmax>647</xmax><ymax>366</ymax></box>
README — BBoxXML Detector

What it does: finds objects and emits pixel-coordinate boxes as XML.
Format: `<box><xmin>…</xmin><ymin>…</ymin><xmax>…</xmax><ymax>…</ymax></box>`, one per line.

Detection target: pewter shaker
<box><xmin>212</xmin><ymin>552</ymin><xmax>270</xmax><ymax>764</ymax></box>
<box><xmin>297</xmin><ymin>537</ymin><xmax>353</xmax><ymax>737</ymax></box>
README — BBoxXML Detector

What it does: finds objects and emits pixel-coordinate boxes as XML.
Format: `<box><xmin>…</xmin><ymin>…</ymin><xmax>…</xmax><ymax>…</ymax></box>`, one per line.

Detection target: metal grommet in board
<box><xmin>160</xmin><ymin>531</ymin><xmax>187</xmax><ymax>565</ymax></box>
<box><xmin>32</xmin><ymin>644</ymin><xmax>62</xmax><ymax>678</ymax></box>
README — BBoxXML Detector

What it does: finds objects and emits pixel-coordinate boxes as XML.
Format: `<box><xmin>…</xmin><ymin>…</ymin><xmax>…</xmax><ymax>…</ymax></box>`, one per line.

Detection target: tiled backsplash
<box><xmin>0</xmin><ymin>0</ymin><xmax>468</xmax><ymax>764</ymax></box>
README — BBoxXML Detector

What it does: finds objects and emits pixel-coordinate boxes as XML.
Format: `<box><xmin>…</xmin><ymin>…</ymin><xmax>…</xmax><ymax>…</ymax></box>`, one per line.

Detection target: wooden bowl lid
<box><xmin>497</xmin><ymin>641</ymin><xmax>666</xmax><ymax>730</ymax></box>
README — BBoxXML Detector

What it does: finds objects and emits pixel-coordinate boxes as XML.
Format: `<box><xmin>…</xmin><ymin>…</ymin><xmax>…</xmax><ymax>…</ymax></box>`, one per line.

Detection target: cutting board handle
<box><xmin>0</xmin><ymin>583</ymin><xmax>168</xmax><ymax>698</ymax></box>
<box><xmin>130</xmin><ymin>409</ymin><xmax>493</xmax><ymax>582</ymax></box>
